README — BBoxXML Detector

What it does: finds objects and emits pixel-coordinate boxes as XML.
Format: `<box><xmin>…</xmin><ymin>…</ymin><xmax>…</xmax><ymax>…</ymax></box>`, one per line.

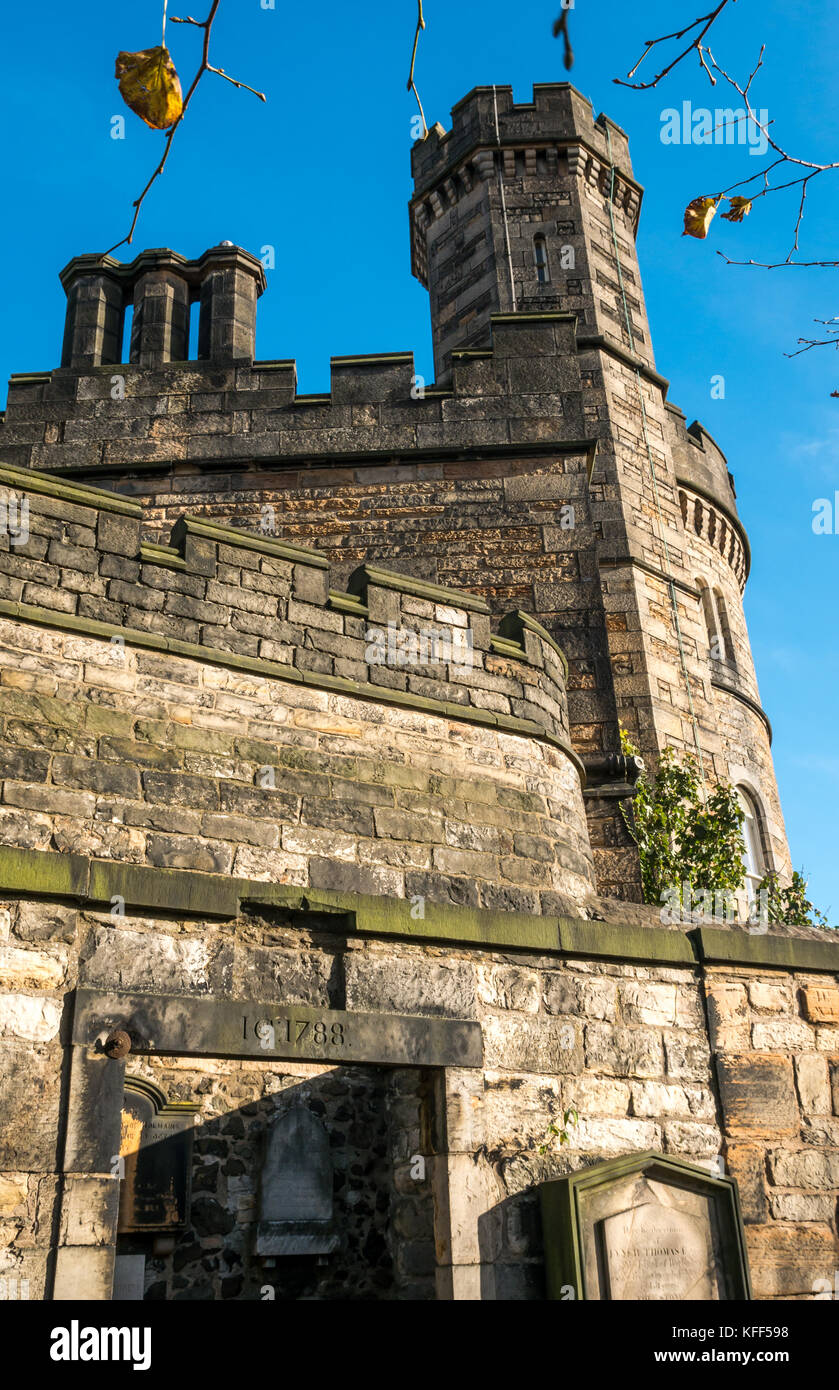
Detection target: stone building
<box><xmin>0</xmin><ymin>82</ymin><xmax>836</xmax><ymax>1302</ymax></box>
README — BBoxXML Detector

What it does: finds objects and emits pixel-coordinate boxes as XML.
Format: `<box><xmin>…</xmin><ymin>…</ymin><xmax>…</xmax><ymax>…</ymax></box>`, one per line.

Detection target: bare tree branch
<box><xmin>614</xmin><ymin>0</ymin><xmax>736</xmax><ymax>90</ymax></box>
<box><xmin>106</xmin><ymin>1</ymin><xmax>265</xmax><ymax>256</ymax></box>
<box><xmin>786</xmin><ymin>319</ymin><xmax>839</xmax><ymax>358</ymax></box>
<box><xmin>407</xmin><ymin>1</ymin><xmax>427</xmax><ymax>138</ymax></box>
<box><xmin>613</xmin><ymin>4</ymin><xmax>839</xmax><ymax>384</ymax></box>
<box><xmin>552</xmin><ymin>7</ymin><xmax>574</xmax><ymax>70</ymax></box>
<box><xmin>700</xmin><ymin>44</ymin><xmax>839</xmax><ymax>267</ymax></box>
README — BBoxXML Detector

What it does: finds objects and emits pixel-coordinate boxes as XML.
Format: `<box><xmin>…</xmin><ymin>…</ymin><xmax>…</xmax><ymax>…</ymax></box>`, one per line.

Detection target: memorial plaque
<box><xmin>257</xmin><ymin>1108</ymin><xmax>338</xmax><ymax>1256</ymax></box>
<box><xmin>601</xmin><ymin>1201</ymin><xmax>715</xmax><ymax>1300</ymax></box>
<box><xmin>73</xmin><ymin>987</ymin><xmax>482</xmax><ymax>1069</ymax></box>
<box><xmin>112</xmin><ymin>1254</ymin><xmax>146</xmax><ymax>1301</ymax></box>
<box><xmin>540</xmin><ymin>1152</ymin><xmax>751</xmax><ymax>1301</ymax></box>
<box><xmin>117</xmin><ymin>1077</ymin><xmax>198</xmax><ymax>1233</ymax></box>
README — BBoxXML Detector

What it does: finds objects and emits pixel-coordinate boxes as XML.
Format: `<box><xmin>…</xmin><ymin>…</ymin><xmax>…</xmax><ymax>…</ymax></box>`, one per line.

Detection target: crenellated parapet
<box><xmin>0</xmin><ymin>304</ymin><xmax>591</xmax><ymax>477</ymax></box>
<box><xmin>410</xmin><ymin>83</ymin><xmax>639</xmax><ymax>220</ymax></box>
<box><xmin>0</xmin><ymin>459</ymin><xmax>579</xmax><ymax>768</ymax></box>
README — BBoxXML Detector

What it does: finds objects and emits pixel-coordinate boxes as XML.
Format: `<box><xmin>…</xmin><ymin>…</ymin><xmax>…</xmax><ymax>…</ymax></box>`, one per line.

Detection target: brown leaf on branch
<box><xmin>106</xmin><ymin>3</ymin><xmax>266</xmax><ymax>255</ymax></box>
<box><xmin>683</xmin><ymin>196</ymin><xmax>719</xmax><ymax>238</ymax></box>
<box><xmin>115</xmin><ymin>46</ymin><xmax>183</xmax><ymax>130</ymax></box>
<box><xmin>720</xmin><ymin>195</ymin><xmax>752</xmax><ymax>222</ymax></box>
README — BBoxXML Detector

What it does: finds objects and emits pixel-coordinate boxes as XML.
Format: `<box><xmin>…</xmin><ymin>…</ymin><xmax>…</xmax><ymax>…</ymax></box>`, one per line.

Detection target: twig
<box><xmin>701</xmin><ymin>44</ymin><xmax>839</xmax><ymax>267</ymax></box>
<box><xmin>552</xmin><ymin>7</ymin><xmax>574</xmax><ymax>71</ymax></box>
<box><xmin>717</xmin><ymin>253</ymin><xmax>839</xmax><ymax>269</ymax></box>
<box><xmin>786</xmin><ymin>319</ymin><xmax>839</xmax><ymax>358</ymax></box>
<box><xmin>205</xmin><ymin>64</ymin><xmax>266</xmax><ymax>99</ymax></box>
<box><xmin>106</xmin><ymin>0</ymin><xmax>266</xmax><ymax>255</ymax></box>
<box><xmin>614</xmin><ymin>0</ymin><xmax>736</xmax><ymax>90</ymax></box>
<box><xmin>407</xmin><ymin>1</ymin><xmax>427</xmax><ymax>139</ymax></box>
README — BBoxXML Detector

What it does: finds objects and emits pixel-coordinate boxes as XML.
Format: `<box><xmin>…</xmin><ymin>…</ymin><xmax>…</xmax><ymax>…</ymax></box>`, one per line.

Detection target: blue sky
<box><xmin>1</xmin><ymin>1</ymin><xmax>836</xmax><ymax>919</ymax></box>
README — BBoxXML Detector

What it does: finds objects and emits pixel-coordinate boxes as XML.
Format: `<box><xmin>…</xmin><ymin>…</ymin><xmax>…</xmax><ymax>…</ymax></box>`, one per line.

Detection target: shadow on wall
<box><xmin>114</xmin><ymin>1064</ymin><xmax>435</xmax><ymax>1302</ymax></box>
<box><xmin>478</xmin><ymin>1192</ymin><xmax>547</xmax><ymax>1301</ymax></box>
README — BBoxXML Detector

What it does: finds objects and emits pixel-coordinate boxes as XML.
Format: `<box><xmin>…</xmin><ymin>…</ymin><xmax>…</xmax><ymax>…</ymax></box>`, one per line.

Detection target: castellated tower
<box><xmin>409</xmin><ymin>84</ymin><xmax>789</xmax><ymax>890</ymax></box>
<box><xmin>410</xmin><ymin>84</ymin><xmax>649</xmax><ymax>379</ymax></box>
<box><xmin>1</xmin><ymin>85</ymin><xmax>834</xmax><ymax>1307</ymax></box>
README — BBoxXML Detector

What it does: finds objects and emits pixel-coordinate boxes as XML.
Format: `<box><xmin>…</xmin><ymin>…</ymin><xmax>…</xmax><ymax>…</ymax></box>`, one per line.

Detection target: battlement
<box><xmin>0</xmin><ymin>459</ymin><xmax>577</xmax><ymax>764</ymax></box>
<box><xmin>665</xmin><ymin>403</ymin><xmax>746</xmax><ymax>577</ymax></box>
<box><xmin>0</xmin><ymin>458</ymin><xmax>599</xmax><ymax>919</ymax></box>
<box><xmin>410</xmin><ymin>84</ymin><xmax>636</xmax><ymax>196</ymax></box>
<box><xmin>0</xmin><ymin>308</ymin><xmax>592</xmax><ymax>477</ymax></box>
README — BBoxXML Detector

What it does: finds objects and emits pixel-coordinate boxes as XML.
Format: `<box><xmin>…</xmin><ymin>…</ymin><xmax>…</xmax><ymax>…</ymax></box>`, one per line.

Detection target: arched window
<box><xmin>714</xmin><ymin>588</ymin><xmax>737</xmax><ymax>669</ymax></box>
<box><xmin>534</xmin><ymin>236</ymin><xmax>550</xmax><ymax>285</ymax></box>
<box><xmin>736</xmin><ymin>787</ymin><xmax>765</xmax><ymax>902</ymax></box>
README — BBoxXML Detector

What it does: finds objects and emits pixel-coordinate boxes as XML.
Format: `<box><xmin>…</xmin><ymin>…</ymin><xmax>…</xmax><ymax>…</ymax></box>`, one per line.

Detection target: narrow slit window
<box><xmin>697</xmin><ymin>578</ymin><xmax>721</xmax><ymax>661</ymax></box>
<box><xmin>534</xmin><ymin>235</ymin><xmax>550</xmax><ymax>285</ymax></box>
<box><xmin>714</xmin><ymin>588</ymin><xmax>737</xmax><ymax>669</ymax></box>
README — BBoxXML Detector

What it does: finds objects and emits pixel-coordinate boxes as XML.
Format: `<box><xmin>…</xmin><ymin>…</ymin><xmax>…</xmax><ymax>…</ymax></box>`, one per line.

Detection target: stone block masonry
<box><xmin>0</xmin><ymin>464</ymin><xmax>593</xmax><ymax>916</ymax></box>
<box><xmin>0</xmin><ymin>79</ymin><xmax>828</xmax><ymax>1303</ymax></box>
<box><xmin>1</xmin><ymin>865</ymin><xmax>838</xmax><ymax>1301</ymax></box>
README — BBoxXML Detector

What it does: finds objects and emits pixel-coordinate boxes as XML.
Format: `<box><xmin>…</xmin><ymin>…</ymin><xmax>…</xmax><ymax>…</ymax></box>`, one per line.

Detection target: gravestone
<box><xmin>257</xmin><ymin>1107</ymin><xmax>338</xmax><ymax>1256</ymax></box>
<box><xmin>117</xmin><ymin>1077</ymin><xmax>198</xmax><ymax>1233</ymax></box>
<box><xmin>112</xmin><ymin>1253</ymin><xmax>146</xmax><ymax>1301</ymax></box>
<box><xmin>540</xmin><ymin>1152</ymin><xmax>751</xmax><ymax>1301</ymax></box>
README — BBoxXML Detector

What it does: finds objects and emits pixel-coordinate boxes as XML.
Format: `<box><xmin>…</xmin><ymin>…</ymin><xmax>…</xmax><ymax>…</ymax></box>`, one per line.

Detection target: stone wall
<box><xmin>0</xmin><ymin>464</ymin><xmax>594</xmax><ymax>915</ymax></box>
<box><xmin>0</xmin><ymin>299</ymin><xmax>789</xmax><ymax>892</ymax></box>
<box><xmin>1</xmin><ymin>876</ymin><xmax>838</xmax><ymax>1300</ymax></box>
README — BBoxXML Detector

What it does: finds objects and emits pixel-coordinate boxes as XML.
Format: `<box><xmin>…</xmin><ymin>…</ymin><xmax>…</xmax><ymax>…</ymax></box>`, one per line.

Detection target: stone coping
<box><xmin>0</xmin><ymin>846</ymin><xmax>835</xmax><ymax>971</ymax></box>
<box><xmin>59</xmin><ymin>244</ymin><xmax>267</xmax><ymax>295</ymax></box>
<box><xmin>169</xmin><ymin>514</ymin><xmax>330</xmax><ymax>568</ymax></box>
<box><xmin>711</xmin><ymin>677</ymin><xmax>772</xmax><ymax>744</ymax></box>
<box><xmin>347</xmin><ymin>563</ymin><xmax>491</xmax><ymax>614</ymax></box>
<box><xmin>0</xmin><ymin>461</ymin><xmax>142</xmax><ymax>517</ymax></box>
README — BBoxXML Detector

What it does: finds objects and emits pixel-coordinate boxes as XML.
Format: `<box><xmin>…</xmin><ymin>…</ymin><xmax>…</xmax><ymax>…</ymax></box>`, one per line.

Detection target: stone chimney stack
<box><xmin>59</xmin><ymin>255</ymin><xmax>124</xmax><ymax>370</ymax></box>
<box><xmin>194</xmin><ymin>244</ymin><xmax>265</xmax><ymax>363</ymax></box>
<box><xmin>57</xmin><ymin>244</ymin><xmax>266</xmax><ymax>370</ymax></box>
<box><xmin>128</xmin><ymin>249</ymin><xmax>191</xmax><ymax>367</ymax></box>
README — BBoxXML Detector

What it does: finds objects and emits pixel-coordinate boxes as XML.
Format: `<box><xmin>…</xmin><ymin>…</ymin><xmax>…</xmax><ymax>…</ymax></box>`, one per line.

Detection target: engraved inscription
<box><xmin>601</xmin><ymin>1201</ymin><xmax>717</xmax><ymax>1301</ymax></box>
<box><xmin>245</xmin><ymin>1014</ymin><xmax>348</xmax><ymax>1053</ymax></box>
<box><xmin>72</xmin><ymin>987</ymin><xmax>483</xmax><ymax>1068</ymax></box>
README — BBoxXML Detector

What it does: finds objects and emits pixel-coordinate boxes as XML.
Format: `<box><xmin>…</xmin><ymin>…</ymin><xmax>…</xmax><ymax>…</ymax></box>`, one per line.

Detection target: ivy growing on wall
<box><xmin>618</xmin><ymin>730</ymin><xmax>744</xmax><ymax>912</ymax></box>
<box><xmin>618</xmin><ymin>730</ymin><xmax>830</xmax><ymax>928</ymax></box>
<box><xmin>758</xmin><ymin>870</ymin><xmax>829</xmax><ymax>929</ymax></box>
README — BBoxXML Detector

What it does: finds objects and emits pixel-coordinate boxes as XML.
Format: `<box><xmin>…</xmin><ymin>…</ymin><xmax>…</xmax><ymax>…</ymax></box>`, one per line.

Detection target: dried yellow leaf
<box><xmin>682</xmin><ymin>196</ymin><xmax>719</xmax><ymax>239</ymax></box>
<box><xmin>721</xmin><ymin>196</ymin><xmax>753</xmax><ymax>223</ymax></box>
<box><xmin>115</xmin><ymin>46</ymin><xmax>183</xmax><ymax>131</ymax></box>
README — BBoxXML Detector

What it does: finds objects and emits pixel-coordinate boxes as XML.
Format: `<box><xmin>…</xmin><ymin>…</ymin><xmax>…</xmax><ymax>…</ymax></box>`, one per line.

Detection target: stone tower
<box><xmin>410</xmin><ymin>83</ymin><xmax>648</xmax><ymax>380</ymax></box>
<box><xmin>1</xmin><ymin>84</ymin><xmax>831</xmax><ymax>1307</ymax></box>
<box><xmin>409</xmin><ymin>84</ymin><xmax>790</xmax><ymax>893</ymax></box>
